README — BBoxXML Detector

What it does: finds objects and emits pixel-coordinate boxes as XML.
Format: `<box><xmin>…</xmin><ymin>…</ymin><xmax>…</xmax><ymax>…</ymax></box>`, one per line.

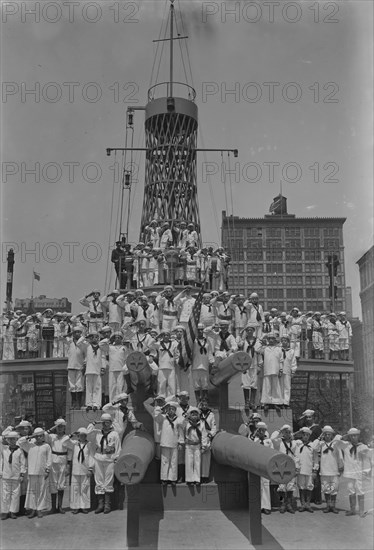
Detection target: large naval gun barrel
<box><xmin>114</xmin><ymin>430</ymin><xmax>155</xmax><ymax>485</ymax></box>
<box><xmin>211</xmin><ymin>431</ymin><xmax>296</xmax><ymax>484</ymax></box>
<box><xmin>210</xmin><ymin>351</ymin><xmax>252</xmax><ymax>386</ymax></box>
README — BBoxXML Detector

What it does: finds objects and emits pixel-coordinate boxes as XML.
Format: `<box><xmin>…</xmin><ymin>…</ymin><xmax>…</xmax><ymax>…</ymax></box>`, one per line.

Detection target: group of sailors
<box><xmin>240</xmin><ymin>409</ymin><xmax>372</xmax><ymax>518</ymax></box>
<box><xmin>110</xmin><ymin>228</ymin><xmax>231</xmax><ymax>290</ymax></box>
<box><xmin>1</xmin><ymin>404</ymin><xmax>371</xmax><ymax>520</ymax></box>
<box><xmin>1</xmin><ymin>288</ymin><xmax>352</xmax><ymax>363</ymax></box>
<box><xmin>0</xmin><ymin>390</ymin><xmax>217</xmax><ymax>519</ymax></box>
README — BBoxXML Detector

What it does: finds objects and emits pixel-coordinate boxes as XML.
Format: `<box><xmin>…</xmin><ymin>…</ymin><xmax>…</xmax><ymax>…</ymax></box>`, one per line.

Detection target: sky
<box><xmin>1</xmin><ymin>0</ymin><xmax>373</xmax><ymax>318</ymax></box>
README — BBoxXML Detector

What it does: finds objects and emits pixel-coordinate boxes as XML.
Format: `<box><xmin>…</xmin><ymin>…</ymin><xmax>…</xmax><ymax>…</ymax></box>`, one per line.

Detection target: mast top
<box><xmin>148</xmin><ymin>0</ymin><xmax>194</xmax><ymax>102</ymax></box>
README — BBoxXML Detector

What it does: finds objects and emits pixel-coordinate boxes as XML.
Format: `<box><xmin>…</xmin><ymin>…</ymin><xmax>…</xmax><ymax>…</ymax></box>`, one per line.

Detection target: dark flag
<box><xmin>178</xmin><ymin>287</ymin><xmax>204</xmax><ymax>371</ymax></box>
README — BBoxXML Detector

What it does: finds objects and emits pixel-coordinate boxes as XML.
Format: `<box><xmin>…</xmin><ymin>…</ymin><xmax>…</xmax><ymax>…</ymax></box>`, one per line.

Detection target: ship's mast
<box><xmin>106</xmin><ymin>0</ymin><xmax>238</xmax><ymax>246</ymax></box>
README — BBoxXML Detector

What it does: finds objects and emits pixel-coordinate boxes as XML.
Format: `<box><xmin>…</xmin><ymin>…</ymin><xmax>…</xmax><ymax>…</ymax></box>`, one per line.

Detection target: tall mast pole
<box><xmin>6</xmin><ymin>249</ymin><xmax>15</xmax><ymax>312</ymax></box>
<box><xmin>170</xmin><ymin>0</ymin><xmax>174</xmax><ymax>97</ymax></box>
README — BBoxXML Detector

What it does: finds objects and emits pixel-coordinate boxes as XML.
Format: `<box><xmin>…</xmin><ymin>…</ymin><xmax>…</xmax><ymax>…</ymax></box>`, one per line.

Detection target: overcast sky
<box><xmin>1</xmin><ymin>0</ymin><xmax>373</xmax><ymax>317</ymax></box>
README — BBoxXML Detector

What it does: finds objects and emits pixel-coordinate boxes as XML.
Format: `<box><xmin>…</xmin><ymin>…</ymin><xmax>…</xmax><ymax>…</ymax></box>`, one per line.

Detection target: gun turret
<box><xmin>210</xmin><ymin>351</ymin><xmax>251</xmax><ymax>386</ymax></box>
<box><xmin>211</xmin><ymin>431</ymin><xmax>295</xmax><ymax>484</ymax></box>
<box><xmin>114</xmin><ymin>430</ymin><xmax>155</xmax><ymax>485</ymax></box>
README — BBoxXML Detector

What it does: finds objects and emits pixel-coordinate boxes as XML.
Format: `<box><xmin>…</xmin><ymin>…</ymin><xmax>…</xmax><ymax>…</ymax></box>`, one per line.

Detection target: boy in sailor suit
<box><xmin>180</xmin><ymin>408</ymin><xmax>209</xmax><ymax>486</ymax></box>
<box><xmin>65</xmin><ymin>326</ymin><xmax>86</xmax><ymax>410</ymax></box>
<box><xmin>313</xmin><ymin>425</ymin><xmax>343</xmax><ymax>513</ymax></box>
<box><xmin>79</xmin><ymin>290</ymin><xmax>105</xmax><ymax>333</ymax></box>
<box><xmin>0</xmin><ymin>431</ymin><xmax>26</xmax><ymax>519</ymax></box>
<box><xmin>80</xmin><ymin>331</ymin><xmax>107</xmax><ymax>411</ymax></box>
<box><xmin>143</xmin><ymin>395</ymin><xmax>167</xmax><ymax>460</ymax></box>
<box><xmin>153</xmin><ymin>331</ymin><xmax>180</xmax><ymax>397</ymax></box>
<box><xmin>336</xmin><ymin>311</ymin><xmax>352</xmax><ymax>361</ymax></box>
<box><xmin>255</xmin><ymin>333</ymin><xmax>283</xmax><ymax>412</ymax></box>
<box><xmin>294</xmin><ymin>427</ymin><xmax>316</xmax><ymax>512</ymax></box>
<box><xmin>271</xmin><ymin>424</ymin><xmax>298</xmax><ymax>514</ymax></box>
<box><xmin>102</xmin><ymin>392</ymin><xmax>143</xmax><ymax>443</ymax></box>
<box><xmin>279</xmin><ymin>336</ymin><xmax>297</xmax><ymax>407</ymax></box>
<box><xmin>100</xmin><ymin>332</ymin><xmax>129</xmax><ymax>402</ymax></box>
<box><xmin>335</xmin><ymin>427</ymin><xmax>372</xmax><ymax>518</ymax></box>
<box><xmin>157</xmin><ymin>286</ymin><xmax>179</xmax><ymax>332</ymax></box>
<box><xmin>62</xmin><ymin>427</ymin><xmax>94</xmax><ymax>514</ymax></box>
<box><xmin>198</xmin><ymin>398</ymin><xmax>217</xmax><ymax>482</ymax></box>
<box><xmin>191</xmin><ymin>324</ymin><xmax>214</xmax><ymax>403</ymax></box>
<box><xmin>17</xmin><ymin>428</ymin><xmax>52</xmax><ymax>519</ymax></box>
<box><xmin>244</xmin><ymin>292</ymin><xmax>264</xmax><ymax>338</ymax></box>
<box><xmin>199</xmin><ymin>293</ymin><xmax>216</xmax><ymax>329</ymax></box>
<box><xmin>87</xmin><ymin>413</ymin><xmax>121</xmax><ymax>515</ymax></box>
<box><xmin>228</xmin><ymin>294</ymin><xmax>248</xmax><ymax>338</ymax></box>
<box><xmin>239</xmin><ymin>326</ymin><xmax>262</xmax><ymax>411</ymax></box>
<box><xmin>252</xmin><ymin>422</ymin><xmax>273</xmax><ymax>515</ymax></box>
<box><xmin>154</xmin><ymin>401</ymin><xmax>184</xmax><ymax>485</ymax></box>
<box><xmin>45</xmin><ymin>418</ymin><xmax>70</xmax><ymax>514</ymax></box>
<box><xmin>210</xmin><ymin>292</ymin><xmax>233</xmax><ymax>331</ymax></box>
<box><xmin>209</xmin><ymin>320</ymin><xmax>238</xmax><ymax>368</ymax></box>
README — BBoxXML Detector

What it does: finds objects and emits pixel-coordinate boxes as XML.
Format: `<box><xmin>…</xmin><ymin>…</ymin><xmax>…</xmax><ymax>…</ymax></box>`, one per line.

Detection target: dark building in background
<box><xmin>350</xmin><ymin>318</ymin><xmax>364</xmax><ymax>394</ymax></box>
<box><xmin>356</xmin><ymin>246</ymin><xmax>374</xmax><ymax>396</ymax></box>
<box><xmin>222</xmin><ymin>195</ymin><xmax>347</xmax><ymax>313</ymax></box>
<box><xmin>14</xmin><ymin>296</ymin><xmax>72</xmax><ymax>314</ymax></box>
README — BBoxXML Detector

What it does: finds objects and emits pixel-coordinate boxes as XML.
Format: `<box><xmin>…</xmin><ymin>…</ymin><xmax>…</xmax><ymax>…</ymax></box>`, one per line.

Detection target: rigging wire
<box><xmin>149</xmin><ymin>0</ymin><xmax>169</xmax><ymax>90</ymax></box>
<box><xmin>199</xmin><ymin>125</ymin><xmax>220</xmax><ymax>240</ymax></box>
<box><xmin>126</xmin><ymin>124</ymin><xmax>135</xmax><ymax>239</ymax></box>
<box><xmin>221</xmin><ymin>150</ymin><xmax>232</xmax><ymax>261</ymax></box>
<box><xmin>154</xmin><ymin>9</ymin><xmax>169</xmax><ymax>93</ymax></box>
<box><xmin>104</xmin><ymin>149</ymin><xmax>119</xmax><ymax>293</ymax></box>
<box><xmin>174</xmin><ymin>9</ymin><xmax>190</xmax><ymax>88</ymax></box>
<box><xmin>227</xmin><ymin>150</ymin><xmax>236</xmax><ymax>236</ymax></box>
<box><xmin>177</xmin><ymin>0</ymin><xmax>195</xmax><ymax>89</ymax></box>
<box><xmin>129</xmin><ymin>125</ymin><xmax>145</xmax><ymax>236</ymax></box>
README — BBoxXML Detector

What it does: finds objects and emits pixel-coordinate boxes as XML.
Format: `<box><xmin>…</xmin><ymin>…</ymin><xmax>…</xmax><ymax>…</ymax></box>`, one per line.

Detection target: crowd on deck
<box><xmin>1</xmin><ymin>289</ymin><xmax>352</xmax><ymax>364</ymax></box>
<box><xmin>110</xmin><ymin>222</ymin><xmax>231</xmax><ymax>290</ymax></box>
<box><xmin>1</xmin><ymin>404</ymin><xmax>372</xmax><ymax>520</ymax></box>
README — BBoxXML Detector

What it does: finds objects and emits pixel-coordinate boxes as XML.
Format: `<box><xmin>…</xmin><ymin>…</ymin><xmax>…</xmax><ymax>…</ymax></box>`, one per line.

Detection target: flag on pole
<box><xmin>178</xmin><ymin>287</ymin><xmax>204</xmax><ymax>371</ymax></box>
<box><xmin>33</xmin><ymin>271</ymin><xmax>40</xmax><ymax>281</ymax></box>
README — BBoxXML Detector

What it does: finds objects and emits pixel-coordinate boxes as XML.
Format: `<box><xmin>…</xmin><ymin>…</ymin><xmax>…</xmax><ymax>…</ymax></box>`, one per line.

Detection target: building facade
<box><xmin>356</xmin><ymin>245</ymin><xmax>374</xmax><ymax>395</ymax></box>
<box><xmin>14</xmin><ymin>295</ymin><xmax>72</xmax><ymax>313</ymax></box>
<box><xmin>221</xmin><ymin>196</ymin><xmax>347</xmax><ymax>313</ymax></box>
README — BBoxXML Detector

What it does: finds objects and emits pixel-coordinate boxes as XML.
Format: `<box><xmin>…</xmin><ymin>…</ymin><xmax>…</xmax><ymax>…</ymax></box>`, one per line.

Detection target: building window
<box><xmin>304</xmin><ymin>227</ymin><xmax>320</xmax><ymax>237</ymax></box>
<box><xmin>287</xmin><ymin>288</ymin><xmax>304</xmax><ymax>299</ymax></box>
<box><xmin>248</xmin><ymin>263</ymin><xmax>264</xmax><ymax>273</ymax></box>
<box><xmin>247</xmin><ymin>227</ymin><xmax>263</xmax><ymax>237</ymax></box>
<box><xmin>231</xmin><ymin>250</ymin><xmax>244</xmax><ymax>261</ymax></box>
<box><xmin>265</xmin><ymin>240</ymin><xmax>282</xmax><ymax>249</ymax></box>
<box><xmin>285</xmin><ymin>262</ymin><xmax>302</xmax><ymax>273</ymax></box>
<box><xmin>247</xmin><ymin>239</ymin><xmax>262</xmax><ymax>249</ymax></box>
<box><xmin>323</xmin><ymin>227</ymin><xmax>340</xmax><ymax>237</ymax></box>
<box><xmin>305</xmin><ymin>263</ymin><xmax>322</xmax><ymax>272</ymax></box>
<box><xmin>267</xmin><ymin>275</ymin><xmax>283</xmax><ymax>285</ymax></box>
<box><xmin>285</xmin><ymin>249</ymin><xmax>302</xmax><ymax>260</ymax></box>
<box><xmin>324</xmin><ymin>239</ymin><xmax>340</xmax><ymax>249</ymax></box>
<box><xmin>238</xmin><ymin>264</ymin><xmax>244</xmax><ymax>273</ymax></box>
<box><xmin>247</xmin><ymin>250</ymin><xmax>263</xmax><ymax>261</ymax></box>
<box><xmin>266</xmin><ymin>250</ymin><xmax>283</xmax><ymax>261</ymax></box>
<box><xmin>285</xmin><ymin>227</ymin><xmax>300</xmax><ymax>237</ymax></box>
<box><xmin>306</xmin><ymin>288</ymin><xmax>323</xmax><ymax>298</ymax></box>
<box><xmin>286</xmin><ymin>276</ymin><xmax>303</xmax><ymax>285</ymax></box>
<box><xmin>247</xmin><ymin>276</ymin><xmax>264</xmax><ymax>286</ymax></box>
<box><xmin>266</xmin><ymin>228</ymin><xmax>282</xmax><ymax>238</ymax></box>
<box><xmin>266</xmin><ymin>263</ymin><xmax>283</xmax><ymax>273</ymax></box>
<box><xmin>305</xmin><ymin>250</ymin><xmax>321</xmax><ymax>261</ymax></box>
<box><xmin>305</xmin><ymin>238</ymin><xmax>321</xmax><ymax>249</ymax></box>
<box><xmin>305</xmin><ymin>276</ymin><xmax>323</xmax><ymax>285</ymax></box>
<box><xmin>267</xmin><ymin>289</ymin><xmax>284</xmax><ymax>299</ymax></box>
<box><xmin>285</xmin><ymin>239</ymin><xmax>301</xmax><ymax>248</ymax></box>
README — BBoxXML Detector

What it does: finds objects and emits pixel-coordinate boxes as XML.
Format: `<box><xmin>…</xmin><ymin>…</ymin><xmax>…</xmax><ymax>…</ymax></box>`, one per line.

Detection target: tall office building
<box><xmin>222</xmin><ymin>195</ymin><xmax>347</xmax><ymax>313</ymax></box>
